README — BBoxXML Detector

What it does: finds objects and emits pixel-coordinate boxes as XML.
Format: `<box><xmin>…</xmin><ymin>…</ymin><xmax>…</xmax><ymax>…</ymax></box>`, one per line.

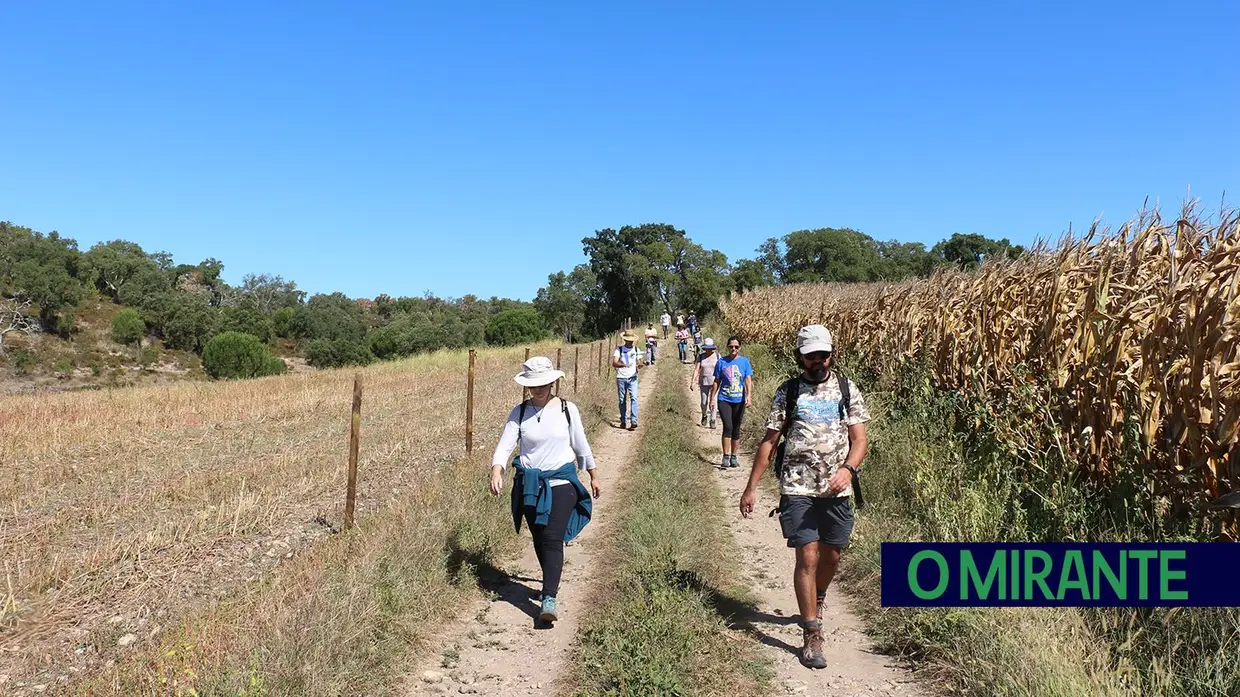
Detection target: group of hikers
<box><xmin>488</xmin><ymin>322</ymin><xmax>870</xmax><ymax>671</ymax></box>
<box><xmin>642</xmin><ymin>310</ymin><xmax>701</xmax><ymax>365</ymax></box>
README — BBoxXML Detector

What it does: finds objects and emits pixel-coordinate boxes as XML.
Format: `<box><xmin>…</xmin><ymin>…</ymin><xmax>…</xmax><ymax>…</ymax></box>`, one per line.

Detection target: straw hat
<box><xmin>621</xmin><ymin>330</ymin><xmax>636</xmax><ymax>342</ymax></box>
<box><xmin>514</xmin><ymin>356</ymin><xmax>564</xmax><ymax>387</ymax></box>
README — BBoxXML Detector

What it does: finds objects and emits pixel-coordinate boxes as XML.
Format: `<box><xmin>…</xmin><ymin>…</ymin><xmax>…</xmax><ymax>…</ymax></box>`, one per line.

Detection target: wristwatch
<box><xmin>841</xmin><ymin>464</ymin><xmax>858</xmax><ymax>475</ymax></box>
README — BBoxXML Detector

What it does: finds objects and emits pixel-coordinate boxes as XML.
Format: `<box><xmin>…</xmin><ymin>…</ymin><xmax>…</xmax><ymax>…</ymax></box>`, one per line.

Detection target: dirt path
<box><xmin>682</xmin><ymin>362</ymin><xmax>929</xmax><ymax>697</ymax></box>
<box><xmin>402</xmin><ymin>359</ymin><xmax>659</xmax><ymax>697</ymax></box>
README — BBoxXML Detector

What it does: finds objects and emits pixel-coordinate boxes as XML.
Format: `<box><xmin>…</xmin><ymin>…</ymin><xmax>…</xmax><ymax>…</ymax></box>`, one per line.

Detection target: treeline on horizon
<box><xmin>0</xmin><ymin>219</ymin><xmax>1022</xmax><ymax>372</ymax></box>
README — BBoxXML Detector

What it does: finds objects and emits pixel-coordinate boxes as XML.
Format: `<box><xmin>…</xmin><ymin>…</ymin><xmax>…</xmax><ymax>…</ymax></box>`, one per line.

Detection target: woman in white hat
<box><xmin>689</xmin><ymin>337</ymin><xmax>719</xmax><ymax>428</ymax></box>
<box><xmin>490</xmin><ymin>356</ymin><xmax>601</xmax><ymax>625</ymax></box>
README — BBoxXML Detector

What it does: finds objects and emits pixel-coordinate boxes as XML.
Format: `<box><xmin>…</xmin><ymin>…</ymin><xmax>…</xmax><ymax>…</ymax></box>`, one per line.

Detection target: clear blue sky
<box><xmin>3</xmin><ymin>1</ymin><xmax>1237</xmax><ymax>302</ymax></box>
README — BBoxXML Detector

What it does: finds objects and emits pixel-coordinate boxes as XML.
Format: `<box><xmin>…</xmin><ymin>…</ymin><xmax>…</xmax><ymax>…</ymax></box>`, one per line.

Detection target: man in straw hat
<box><xmin>612</xmin><ymin>330</ymin><xmax>641</xmax><ymax>430</ymax></box>
<box><xmin>491</xmin><ymin>356</ymin><xmax>601</xmax><ymax>625</ymax></box>
<box><xmin>739</xmin><ymin>324</ymin><xmax>870</xmax><ymax>670</ymax></box>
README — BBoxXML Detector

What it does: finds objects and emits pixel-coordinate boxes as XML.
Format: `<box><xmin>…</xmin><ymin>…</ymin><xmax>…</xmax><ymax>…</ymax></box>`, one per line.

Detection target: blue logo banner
<box><xmin>880</xmin><ymin>542</ymin><xmax>1240</xmax><ymax>607</ymax></box>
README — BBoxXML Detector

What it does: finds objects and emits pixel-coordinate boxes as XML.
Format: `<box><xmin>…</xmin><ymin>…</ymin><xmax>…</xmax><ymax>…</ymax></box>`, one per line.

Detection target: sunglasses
<box><xmin>803</xmin><ymin>351</ymin><xmax>832</xmax><ymax>361</ymax></box>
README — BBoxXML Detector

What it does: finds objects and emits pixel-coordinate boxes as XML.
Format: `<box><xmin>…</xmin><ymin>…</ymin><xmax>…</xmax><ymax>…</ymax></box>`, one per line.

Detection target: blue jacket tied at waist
<box><xmin>510</xmin><ymin>461</ymin><xmax>592</xmax><ymax>543</ymax></box>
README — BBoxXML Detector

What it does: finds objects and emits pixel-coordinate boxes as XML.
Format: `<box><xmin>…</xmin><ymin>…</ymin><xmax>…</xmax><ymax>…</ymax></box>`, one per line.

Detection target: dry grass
<box><xmin>0</xmin><ymin>337</ymin><xmax>620</xmax><ymax>693</ymax></box>
<box><xmin>720</xmin><ymin>203</ymin><xmax>1240</xmax><ymax>534</ymax></box>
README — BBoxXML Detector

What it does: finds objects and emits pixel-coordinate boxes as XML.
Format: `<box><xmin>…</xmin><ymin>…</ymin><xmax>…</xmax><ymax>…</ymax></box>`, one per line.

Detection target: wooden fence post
<box><xmin>556</xmin><ymin>347</ymin><xmax>562</xmax><ymax>396</ymax></box>
<box><xmin>523</xmin><ymin>347</ymin><xmax>531</xmax><ymax>401</ymax></box>
<box><xmin>466</xmin><ymin>349</ymin><xmax>475</xmax><ymax>455</ymax></box>
<box><xmin>574</xmin><ymin>345</ymin><xmax>580</xmax><ymax>393</ymax></box>
<box><xmin>344</xmin><ymin>373</ymin><xmax>362</xmax><ymax>531</ymax></box>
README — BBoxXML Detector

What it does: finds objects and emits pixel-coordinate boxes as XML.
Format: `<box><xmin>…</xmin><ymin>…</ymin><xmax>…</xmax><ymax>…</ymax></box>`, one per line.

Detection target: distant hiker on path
<box><xmin>687</xmin><ymin>313</ymin><xmax>698</xmax><ymax>336</ymax></box>
<box><xmin>490</xmin><ymin>356</ymin><xmax>602</xmax><ymax>625</ymax></box>
<box><xmin>738</xmin><ymin>324</ymin><xmax>871</xmax><ymax>670</ymax></box>
<box><xmin>709</xmin><ymin>336</ymin><xmax>753</xmax><ymax>468</ymax></box>
<box><xmin>675</xmin><ymin>324</ymin><xmax>690</xmax><ymax>362</ymax></box>
<box><xmin>613</xmin><ymin>330</ymin><xmax>640</xmax><ymax>430</ymax></box>
<box><xmin>644</xmin><ymin>323</ymin><xmax>659</xmax><ymax>365</ymax></box>
<box><xmin>689</xmin><ymin>337</ymin><xmax>718</xmax><ymax>428</ymax></box>
<box><xmin>660</xmin><ymin>312</ymin><xmax>671</xmax><ymax>339</ymax></box>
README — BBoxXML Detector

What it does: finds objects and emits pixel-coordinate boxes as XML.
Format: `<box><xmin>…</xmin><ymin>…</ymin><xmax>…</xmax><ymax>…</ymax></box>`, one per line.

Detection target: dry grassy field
<box><xmin>1</xmin><ymin>339</ymin><xmax>616</xmax><ymax>693</ymax></box>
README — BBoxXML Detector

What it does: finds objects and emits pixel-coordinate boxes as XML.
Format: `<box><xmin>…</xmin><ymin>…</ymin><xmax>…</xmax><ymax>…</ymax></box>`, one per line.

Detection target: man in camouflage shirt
<box><xmin>739</xmin><ymin>324</ymin><xmax>870</xmax><ymax>670</ymax></box>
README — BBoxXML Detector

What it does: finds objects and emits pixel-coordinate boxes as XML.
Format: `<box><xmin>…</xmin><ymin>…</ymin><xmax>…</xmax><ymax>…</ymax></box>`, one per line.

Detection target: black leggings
<box><xmin>717</xmin><ymin>400</ymin><xmax>746</xmax><ymax>440</ymax></box>
<box><xmin>522</xmin><ymin>483</ymin><xmax>577</xmax><ymax>598</ymax></box>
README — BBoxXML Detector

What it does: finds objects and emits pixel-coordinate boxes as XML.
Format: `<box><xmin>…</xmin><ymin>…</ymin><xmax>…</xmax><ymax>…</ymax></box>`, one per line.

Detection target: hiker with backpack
<box><xmin>738</xmin><ymin>324</ymin><xmax>870</xmax><ymax>670</ymax></box>
<box><xmin>613</xmin><ymin>330</ymin><xmax>640</xmax><ymax>430</ymax></box>
<box><xmin>709</xmin><ymin>336</ymin><xmax>754</xmax><ymax>468</ymax></box>
<box><xmin>490</xmin><ymin>356</ymin><xmax>602</xmax><ymax>625</ymax></box>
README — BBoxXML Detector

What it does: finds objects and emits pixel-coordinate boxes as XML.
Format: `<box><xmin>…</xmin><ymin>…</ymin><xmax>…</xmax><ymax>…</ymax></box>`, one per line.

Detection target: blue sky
<box><xmin>3</xmin><ymin>1</ymin><xmax>1237</xmax><ymax>301</ymax></box>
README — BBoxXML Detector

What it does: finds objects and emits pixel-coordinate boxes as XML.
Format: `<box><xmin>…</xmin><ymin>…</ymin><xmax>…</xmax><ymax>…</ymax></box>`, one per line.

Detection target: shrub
<box><xmin>271</xmin><ymin>307</ymin><xmax>296</xmax><ymax>339</ymax></box>
<box><xmin>111</xmin><ymin>308</ymin><xmax>145</xmax><ymax>347</ymax></box>
<box><xmin>202</xmin><ymin>331</ymin><xmax>285</xmax><ymax>380</ymax></box>
<box><xmin>484</xmin><ymin>308</ymin><xmax>546</xmax><ymax>347</ymax></box>
<box><xmin>305</xmin><ymin>338</ymin><xmax>373</xmax><ymax>369</ymax></box>
<box><xmin>11</xmin><ymin>348</ymin><xmax>37</xmax><ymax>375</ymax></box>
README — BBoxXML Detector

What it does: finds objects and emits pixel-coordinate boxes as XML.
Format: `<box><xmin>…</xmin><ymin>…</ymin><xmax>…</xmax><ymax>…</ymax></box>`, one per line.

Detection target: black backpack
<box><xmin>770</xmin><ymin>372</ymin><xmax>865</xmax><ymax>511</ymax></box>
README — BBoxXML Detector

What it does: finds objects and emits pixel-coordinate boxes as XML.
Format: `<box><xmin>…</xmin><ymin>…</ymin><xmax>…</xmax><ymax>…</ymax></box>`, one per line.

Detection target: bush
<box><xmin>484</xmin><ymin>308</ymin><xmax>546</xmax><ymax>346</ymax></box>
<box><xmin>11</xmin><ymin>348</ymin><xmax>37</xmax><ymax>375</ymax></box>
<box><xmin>271</xmin><ymin>307</ymin><xmax>296</xmax><ymax>339</ymax></box>
<box><xmin>305</xmin><ymin>338</ymin><xmax>373</xmax><ymax>368</ymax></box>
<box><xmin>202</xmin><ymin>331</ymin><xmax>285</xmax><ymax>380</ymax></box>
<box><xmin>111</xmin><ymin>308</ymin><xmax>145</xmax><ymax>347</ymax></box>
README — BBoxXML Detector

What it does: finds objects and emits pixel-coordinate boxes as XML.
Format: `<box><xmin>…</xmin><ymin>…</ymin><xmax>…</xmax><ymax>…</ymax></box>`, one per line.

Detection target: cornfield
<box><xmin>720</xmin><ymin>204</ymin><xmax>1240</xmax><ymax>535</ymax></box>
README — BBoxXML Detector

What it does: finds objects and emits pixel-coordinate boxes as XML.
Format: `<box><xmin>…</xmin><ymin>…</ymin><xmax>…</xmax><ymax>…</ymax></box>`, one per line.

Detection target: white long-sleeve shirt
<box><xmin>491</xmin><ymin>398</ymin><xmax>596</xmax><ymax>487</ymax></box>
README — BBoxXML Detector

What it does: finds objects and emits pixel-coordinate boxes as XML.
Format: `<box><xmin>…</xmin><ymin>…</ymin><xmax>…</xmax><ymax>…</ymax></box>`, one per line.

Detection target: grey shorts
<box><xmin>778</xmin><ymin>494</ymin><xmax>855</xmax><ymax>549</ymax></box>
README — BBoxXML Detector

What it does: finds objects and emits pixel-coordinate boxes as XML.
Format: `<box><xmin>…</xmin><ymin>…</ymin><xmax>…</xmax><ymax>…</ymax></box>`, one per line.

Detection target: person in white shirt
<box><xmin>612</xmin><ymin>330</ymin><xmax>640</xmax><ymax>430</ymax></box>
<box><xmin>491</xmin><ymin>356</ymin><xmax>601</xmax><ymax>625</ymax></box>
<box><xmin>660</xmin><ymin>312</ymin><xmax>671</xmax><ymax>339</ymax></box>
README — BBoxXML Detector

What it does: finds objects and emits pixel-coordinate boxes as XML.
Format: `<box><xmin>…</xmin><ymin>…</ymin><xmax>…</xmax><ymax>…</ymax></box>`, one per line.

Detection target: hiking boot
<box><xmin>730</xmin><ymin>454</ymin><xmax>740</xmax><ymax>468</ymax></box>
<box><xmin>540</xmin><ymin>596</ymin><xmax>558</xmax><ymax>623</ymax></box>
<box><xmin>619</xmin><ymin>420</ymin><xmax>627</xmax><ymax>430</ymax></box>
<box><xmin>701</xmin><ymin>415</ymin><xmax>707</xmax><ymax>427</ymax></box>
<box><xmin>629</xmin><ymin>421</ymin><xmax>638</xmax><ymax>430</ymax></box>
<box><xmin>800</xmin><ymin>620</ymin><xmax>827</xmax><ymax>669</ymax></box>
<box><xmin>720</xmin><ymin>454</ymin><xmax>731</xmax><ymax>468</ymax></box>
<box><xmin>709</xmin><ymin>418</ymin><xmax>716</xmax><ymax>430</ymax></box>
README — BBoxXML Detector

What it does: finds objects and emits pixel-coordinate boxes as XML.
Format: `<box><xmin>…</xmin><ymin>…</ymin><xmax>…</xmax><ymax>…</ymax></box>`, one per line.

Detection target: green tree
<box><xmin>218</xmin><ymin>305</ymin><xmax>274</xmax><ymax>343</ymax></box>
<box><xmin>534</xmin><ymin>265</ymin><xmax>594</xmax><ymax>343</ymax></box>
<box><xmin>0</xmin><ymin>223</ymin><xmax>85</xmax><ymax>333</ymax></box>
<box><xmin>932</xmin><ymin>233</ymin><xmax>1025</xmax><ymax>269</ymax></box>
<box><xmin>271</xmin><ymin>307</ymin><xmax>296</xmax><ymax>338</ymax></box>
<box><xmin>111</xmin><ymin>308</ymin><xmax>146</xmax><ymax>349</ymax></box>
<box><xmin>729</xmin><ymin>258</ymin><xmax>775</xmax><ymax>292</ymax></box>
<box><xmin>485</xmin><ymin>308</ymin><xmax>546</xmax><ymax>346</ymax></box>
<box><xmin>202</xmin><ymin>331</ymin><xmax>286</xmax><ymax>379</ymax></box>
<box><xmin>141</xmin><ymin>292</ymin><xmax>218</xmax><ymax>352</ymax></box>
<box><xmin>289</xmin><ymin>292</ymin><xmax>368</xmax><ymax>342</ymax></box>
<box><xmin>82</xmin><ymin>240</ymin><xmax>165</xmax><ymax>302</ymax></box>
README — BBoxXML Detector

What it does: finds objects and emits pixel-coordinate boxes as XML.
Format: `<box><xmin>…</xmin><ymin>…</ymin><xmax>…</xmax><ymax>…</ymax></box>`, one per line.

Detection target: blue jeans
<box><xmin>645</xmin><ymin>343</ymin><xmax>656</xmax><ymax>364</ymax></box>
<box><xmin>677</xmin><ymin>340</ymin><xmax>687</xmax><ymax>361</ymax></box>
<box><xmin>616</xmin><ymin>376</ymin><xmax>638</xmax><ymax>424</ymax></box>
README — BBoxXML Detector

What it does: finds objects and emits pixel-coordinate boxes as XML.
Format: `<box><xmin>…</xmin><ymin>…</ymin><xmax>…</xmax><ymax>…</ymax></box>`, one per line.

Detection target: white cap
<box><xmin>796</xmin><ymin>324</ymin><xmax>834</xmax><ymax>354</ymax></box>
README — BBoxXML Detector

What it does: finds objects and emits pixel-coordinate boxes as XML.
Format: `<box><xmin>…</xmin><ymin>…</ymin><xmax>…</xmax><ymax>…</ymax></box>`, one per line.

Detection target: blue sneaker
<box><xmin>540</xmin><ymin>595</ymin><xmax>558</xmax><ymax>622</ymax></box>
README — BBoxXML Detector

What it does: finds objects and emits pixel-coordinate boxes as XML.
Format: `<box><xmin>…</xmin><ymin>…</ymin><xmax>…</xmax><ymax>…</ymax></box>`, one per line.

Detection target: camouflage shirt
<box><xmin>765</xmin><ymin>373</ymin><xmax>871</xmax><ymax>498</ymax></box>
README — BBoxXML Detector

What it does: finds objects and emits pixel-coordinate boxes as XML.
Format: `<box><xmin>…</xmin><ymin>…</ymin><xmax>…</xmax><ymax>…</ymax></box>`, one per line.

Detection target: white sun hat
<box><xmin>796</xmin><ymin>324</ymin><xmax>834</xmax><ymax>354</ymax></box>
<box><xmin>514</xmin><ymin>356</ymin><xmax>565</xmax><ymax>387</ymax></box>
